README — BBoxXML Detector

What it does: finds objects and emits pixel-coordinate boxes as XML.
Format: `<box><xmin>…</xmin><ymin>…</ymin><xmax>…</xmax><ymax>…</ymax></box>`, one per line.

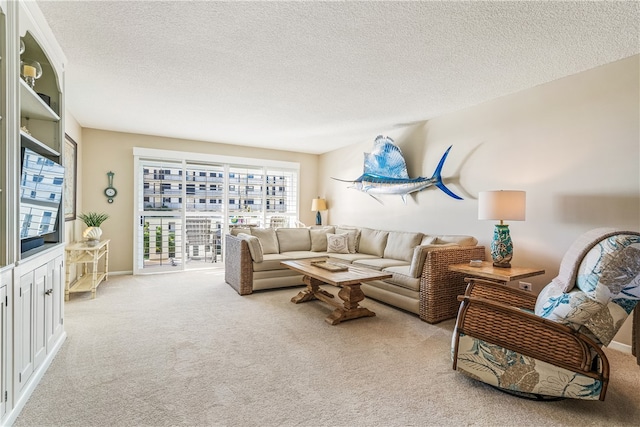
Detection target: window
<box><xmin>134</xmin><ymin>147</ymin><xmax>300</xmax><ymax>274</ymax></box>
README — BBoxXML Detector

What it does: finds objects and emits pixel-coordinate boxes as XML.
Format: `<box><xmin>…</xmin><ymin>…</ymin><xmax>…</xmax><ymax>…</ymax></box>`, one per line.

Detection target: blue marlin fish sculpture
<box><xmin>332</xmin><ymin>135</ymin><xmax>462</xmax><ymax>204</ymax></box>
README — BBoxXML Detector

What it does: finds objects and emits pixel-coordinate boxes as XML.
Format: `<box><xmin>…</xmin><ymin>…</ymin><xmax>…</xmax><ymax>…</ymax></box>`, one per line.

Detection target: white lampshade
<box><xmin>311</xmin><ymin>198</ymin><xmax>327</xmax><ymax>212</ymax></box>
<box><xmin>478</xmin><ymin>191</ymin><xmax>526</xmax><ymax>221</ymax></box>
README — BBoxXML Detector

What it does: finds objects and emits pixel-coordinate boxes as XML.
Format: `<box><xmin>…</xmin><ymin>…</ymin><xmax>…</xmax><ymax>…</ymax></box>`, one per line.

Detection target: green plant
<box><xmin>78</xmin><ymin>212</ymin><xmax>110</xmax><ymax>227</ymax></box>
<box><xmin>144</xmin><ymin>221</ymin><xmax>150</xmax><ymax>260</ymax></box>
<box><xmin>156</xmin><ymin>226</ymin><xmax>162</xmax><ymax>254</ymax></box>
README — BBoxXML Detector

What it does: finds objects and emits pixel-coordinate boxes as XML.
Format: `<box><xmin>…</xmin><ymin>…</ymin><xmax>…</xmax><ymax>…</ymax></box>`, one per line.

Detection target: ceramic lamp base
<box><xmin>315</xmin><ymin>210</ymin><xmax>322</xmax><ymax>226</ymax></box>
<box><xmin>491</xmin><ymin>224</ymin><xmax>513</xmax><ymax>268</ymax></box>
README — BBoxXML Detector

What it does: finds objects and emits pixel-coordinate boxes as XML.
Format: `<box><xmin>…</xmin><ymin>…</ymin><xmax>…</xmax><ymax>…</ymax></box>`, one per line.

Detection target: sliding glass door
<box><xmin>135</xmin><ymin>159</ymin><xmax>185</xmax><ymax>273</ymax></box>
<box><xmin>133</xmin><ymin>150</ymin><xmax>299</xmax><ymax>275</ymax></box>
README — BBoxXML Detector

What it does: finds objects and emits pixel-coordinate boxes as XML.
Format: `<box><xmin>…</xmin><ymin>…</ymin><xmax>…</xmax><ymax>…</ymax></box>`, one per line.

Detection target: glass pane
<box><xmin>141</xmin><ymin>160</ymin><xmax>182</xmax><ymax>212</ymax></box>
<box><xmin>228</xmin><ymin>166</ymin><xmax>264</xmax><ymax>213</ymax></box>
<box><xmin>140</xmin><ymin>216</ymin><xmax>183</xmax><ymax>269</ymax></box>
<box><xmin>185</xmin><ymin>215</ymin><xmax>223</xmax><ymax>267</ymax></box>
<box><xmin>184</xmin><ymin>164</ymin><xmax>225</xmax><ymax>213</ymax></box>
<box><xmin>265</xmin><ymin>168</ymin><xmax>297</xmax><ymax>228</ymax></box>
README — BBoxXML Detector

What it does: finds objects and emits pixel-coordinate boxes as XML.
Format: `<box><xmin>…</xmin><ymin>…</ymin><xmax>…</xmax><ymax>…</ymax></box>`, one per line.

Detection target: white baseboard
<box><xmin>608</xmin><ymin>340</ymin><xmax>632</xmax><ymax>354</ymax></box>
<box><xmin>110</xmin><ymin>270</ymin><xmax>133</xmax><ymax>276</ymax></box>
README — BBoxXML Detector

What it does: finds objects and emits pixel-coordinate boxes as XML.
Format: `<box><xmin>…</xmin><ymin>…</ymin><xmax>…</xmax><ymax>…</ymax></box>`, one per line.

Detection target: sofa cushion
<box><xmin>409</xmin><ymin>245</ymin><xmax>429</xmax><ymax>278</ymax></box>
<box><xmin>335</xmin><ymin>226</ymin><xmax>361</xmax><ymax>253</ymax></box>
<box><xmin>253</xmin><ymin>253</ymin><xmax>290</xmax><ymax>271</ymax></box>
<box><xmin>382</xmin><ymin>265</ymin><xmax>421</xmax><ymax>292</ymax></box>
<box><xmin>279</xmin><ymin>251</ymin><xmax>326</xmax><ymax>260</ymax></box>
<box><xmin>358</xmin><ymin>228</ymin><xmax>388</xmax><ymax>257</ymax></box>
<box><xmin>230</xmin><ymin>227</ymin><xmax>252</xmax><ymax>236</ymax></box>
<box><xmin>421</xmin><ymin>235</ymin><xmax>436</xmax><ymax>245</ymax></box>
<box><xmin>276</xmin><ymin>228</ymin><xmax>311</xmax><ymax>252</ymax></box>
<box><xmin>434</xmin><ymin>235</ymin><xmax>478</xmax><ymax>246</ymax></box>
<box><xmin>327</xmin><ymin>234</ymin><xmax>350</xmax><ymax>254</ymax></box>
<box><xmin>353</xmin><ymin>258</ymin><xmax>409</xmax><ymax>271</ymax></box>
<box><xmin>237</xmin><ymin>233</ymin><xmax>263</xmax><ymax>263</ymax></box>
<box><xmin>310</xmin><ymin>226</ymin><xmax>335</xmax><ymax>251</ymax></box>
<box><xmin>360</xmin><ymin>280</ymin><xmax>420</xmax><ymax>315</ymax></box>
<box><xmin>250</xmin><ymin>228</ymin><xmax>280</xmax><ymax>254</ymax></box>
<box><xmin>384</xmin><ymin>231</ymin><xmax>424</xmax><ymax>262</ymax></box>
<box><xmin>325</xmin><ymin>253</ymin><xmax>379</xmax><ymax>263</ymax></box>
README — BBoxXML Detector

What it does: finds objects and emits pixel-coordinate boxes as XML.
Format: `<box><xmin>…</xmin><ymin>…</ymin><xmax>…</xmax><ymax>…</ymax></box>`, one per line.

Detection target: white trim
<box><xmin>5</xmin><ymin>331</ymin><xmax>67</xmax><ymax>426</ymax></box>
<box><xmin>19</xmin><ymin>1</ymin><xmax>67</xmax><ymax>74</ymax></box>
<box><xmin>133</xmin><ymin>147</ymin><xmax>300</xmax><ymax>170</ymax></box>
<box><xmin>607</xmin><ymin>340</ymin><xmax>632</xmax><ymax>354</ymax></box>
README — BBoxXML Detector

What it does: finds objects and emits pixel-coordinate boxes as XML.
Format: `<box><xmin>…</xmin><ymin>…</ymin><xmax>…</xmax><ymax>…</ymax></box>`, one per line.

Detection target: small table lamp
<box><xmin>311</xmin><ymin>197</ymin><xmax>327</xmax><ymax>226</ymax></box>
<box><xmin>478</xmin><ymin>190</ymin><xmax>526</xmax><ymax>268</ymax></box>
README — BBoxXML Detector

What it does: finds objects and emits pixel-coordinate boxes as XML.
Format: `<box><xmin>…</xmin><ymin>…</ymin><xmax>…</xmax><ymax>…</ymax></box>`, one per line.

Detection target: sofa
<box><xmin>225</xmin><ymin>225</ymin><xmax>485</xmax><ymax>323</ymax></box>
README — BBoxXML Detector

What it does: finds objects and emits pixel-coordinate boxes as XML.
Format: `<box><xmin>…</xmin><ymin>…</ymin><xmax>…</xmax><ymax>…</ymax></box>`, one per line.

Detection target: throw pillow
<box><xmin>310</xmin><ymin>226</ymin><xmax>335</xmax><ymax>251</ymax></box>
<box><xmin>326</xmin><ymin>233</ymin><xmax>349</xmax><ymax>254</ymax></box>
<box><xmin>276</xmin><ymin>228</ymin><xmax>312</xmax><ymax>252</ymax></box>
<box><xmin>384</xmin><ymin>231</ymin><xmax>424</xmax><ymax>262</ymax></box>
<box><xmin>335</xmin><ymin>227</ymin><xmax>360</xmax><ymax>254</ymax></box>
<box><xmin>237</xmin><ymin>233</ymin><xmax>263</xmax><ymax>263</ymax></box>
<box><xmin>250</xmin><ymin>227</ymin><xmax>279</xmax><ymax>254</ymax></box>
<box><xmin>358</xmin><ymin>227</ymin><xmax>388</xmax><ymax>257</ymax></box>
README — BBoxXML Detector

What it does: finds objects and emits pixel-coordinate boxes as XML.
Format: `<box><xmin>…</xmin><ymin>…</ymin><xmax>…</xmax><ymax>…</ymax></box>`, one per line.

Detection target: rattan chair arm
<box><xmin>456</xmin><ymin>294</ymin><xmax>608</xmax><ymax>378</ymax></box>
<box><xmin>460</xmin><ymin>278</ymin><xmax>537</xmax><ymax>311</ymax></box>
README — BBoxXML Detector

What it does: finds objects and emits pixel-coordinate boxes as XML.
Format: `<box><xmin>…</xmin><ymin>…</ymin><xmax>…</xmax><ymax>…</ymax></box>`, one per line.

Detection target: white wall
<box><xmin>63</xmin><ymin>110</ymin><xmax>83</xmax><ymax>242</ymax></box>
<box><xmin>78</xmin><ymin>129</ymin><xmax>319</xmax><ymax>274</ymax></box>
<box><xmin>319</xmin><ymin>55</ymin><xmax>639</xmax><ymax>345</ymax></box>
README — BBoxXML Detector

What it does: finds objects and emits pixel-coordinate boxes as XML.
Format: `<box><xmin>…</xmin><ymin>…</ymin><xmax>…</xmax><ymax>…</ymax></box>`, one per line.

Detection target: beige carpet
<box><xmin>13</xmin><ymin>270</ymin><xmax>640</xmax><ymax>427</ymax></box>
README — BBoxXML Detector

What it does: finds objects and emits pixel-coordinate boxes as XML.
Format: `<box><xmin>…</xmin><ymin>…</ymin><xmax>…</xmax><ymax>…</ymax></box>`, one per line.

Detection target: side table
<box><xmin>448</xmin><ymin>261</ymin><xmax>544</xmax><ymax>285</ymax></box>
<box><xmin>65</xmin><ymin>239</ymin><xmax>110</xmax><ymax>300</ymax></box>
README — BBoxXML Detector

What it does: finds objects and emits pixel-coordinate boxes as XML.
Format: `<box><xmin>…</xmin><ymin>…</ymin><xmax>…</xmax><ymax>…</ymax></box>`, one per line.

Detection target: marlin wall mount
<box><xmin>332</xmin><ymin>135</ymin><xmax>462</xmax><ymax>204</ymax></box>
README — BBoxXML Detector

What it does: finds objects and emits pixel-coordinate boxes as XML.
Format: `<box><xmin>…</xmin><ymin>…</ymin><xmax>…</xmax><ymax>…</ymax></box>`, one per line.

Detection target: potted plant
<box><xmin>78</xmin><ymin>212</ymin><xmax>109</xmax><ymax>245</ymax></box>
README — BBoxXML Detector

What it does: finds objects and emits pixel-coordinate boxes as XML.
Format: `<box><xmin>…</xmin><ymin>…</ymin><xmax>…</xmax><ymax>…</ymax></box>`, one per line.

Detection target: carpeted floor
<box><xmin>13</xmin><ymin>270</ymin><xmax>640</xmax><ymax>426</ymax></box>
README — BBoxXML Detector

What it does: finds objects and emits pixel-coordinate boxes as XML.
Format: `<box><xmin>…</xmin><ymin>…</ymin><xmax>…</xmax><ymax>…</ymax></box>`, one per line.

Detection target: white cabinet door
<box><xmin>16</xmin><ymin>263</ymin><xmax>47</xmax><ymax>392</ymax></box>
<box><xmin>0</xmin><ymin>282</ymin><xmax>7</xmax><ymax>419</ymax></box>
<box><xmin>46</xmin><ymin>255</ymin><xmax>64</xmax><ymax>351</ymax></box>
<box><xmin>33</xmin><ymin>265</ymin><xmax>48</xmax><ymax>372</ymax></box>
<box><xmin>17</xmin><ymin>272</ymin><xmax>34</xmax><ymax>391</ymax></box>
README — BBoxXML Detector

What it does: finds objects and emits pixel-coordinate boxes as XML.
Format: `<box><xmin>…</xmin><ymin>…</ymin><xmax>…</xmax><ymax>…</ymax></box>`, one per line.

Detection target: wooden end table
<box><xmin>281</xmin><ymin>258</ymin><xmax>391</xmax><ymax>325</ymax></box>
<box><xmin>448</xmin><ymin>261</ymin><xmax>544</xmax><ymax>285</ymax></box>
<box><xmin>65</xmin><ymin>239</ymin><xmax>110</xmax><ymax>300</ymax></box>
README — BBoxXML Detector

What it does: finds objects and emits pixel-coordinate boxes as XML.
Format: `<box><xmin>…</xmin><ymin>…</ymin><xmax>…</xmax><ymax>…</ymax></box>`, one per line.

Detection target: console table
<box><xmin>65</xmin><ymin>239</ymin><xmax>110</xmax><ymax>300</ymax></box>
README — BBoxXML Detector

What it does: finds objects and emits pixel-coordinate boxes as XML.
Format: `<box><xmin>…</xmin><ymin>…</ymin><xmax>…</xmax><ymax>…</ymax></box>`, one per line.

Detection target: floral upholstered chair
<box><xmin>451</xmin><ymin>228</ymin><xmax>640</xmax><ymax>401</ymax></box>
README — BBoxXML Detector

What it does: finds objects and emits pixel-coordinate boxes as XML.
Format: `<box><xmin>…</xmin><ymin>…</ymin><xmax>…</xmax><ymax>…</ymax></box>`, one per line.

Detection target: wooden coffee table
<box><xmin>281</xmin><ymin>258</ymin><xmax>392</xmax><ymax>325</ymax></box>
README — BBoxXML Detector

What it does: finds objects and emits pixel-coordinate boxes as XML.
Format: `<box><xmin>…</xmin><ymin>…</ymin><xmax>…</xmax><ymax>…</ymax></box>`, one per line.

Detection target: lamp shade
<box><xmin>478</xmin><ymin>191</ymin><xmax>526</xmax><ymax>221</ymax></box>
<box><xmin>311</xmin><ymin>198</ymin><xmax>327</xmax><ymax>212</ymax></box>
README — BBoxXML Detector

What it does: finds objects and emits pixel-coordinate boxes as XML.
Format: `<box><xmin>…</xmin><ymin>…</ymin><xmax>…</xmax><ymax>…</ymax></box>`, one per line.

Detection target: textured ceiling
<box><xmin>36</xmin><ymin>1</ymin><xmax>638</xmax><ymax>155</ymax></box>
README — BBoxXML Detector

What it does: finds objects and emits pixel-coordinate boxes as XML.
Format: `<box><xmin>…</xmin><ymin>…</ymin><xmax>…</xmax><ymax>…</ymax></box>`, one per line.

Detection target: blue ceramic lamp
<box><xmin>311</xmin><ymin>197</ymin><xmax>327</xmax><ymax>226</ymax></box>
<box><xmin>478</xmin><ymin>190</ymin><xmax>526</xmax><ymax>268</ymax></box>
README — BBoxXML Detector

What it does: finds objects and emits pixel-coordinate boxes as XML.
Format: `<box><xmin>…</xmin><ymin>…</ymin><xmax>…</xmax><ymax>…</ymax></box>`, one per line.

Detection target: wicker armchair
<box><xmin>452</xmin><ymin>229</ymin><xmax>640</xmax><ymax>401</ymax></box>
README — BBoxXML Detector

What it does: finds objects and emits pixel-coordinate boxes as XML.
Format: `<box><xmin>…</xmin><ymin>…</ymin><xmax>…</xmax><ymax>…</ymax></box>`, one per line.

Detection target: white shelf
<box><xmin>20</xmin><ymin>131</ymin><xmax>60</xmax><ymax>157</ymax></box>
<box><xmin>19</xmin><ymin>79</ymin><xmax>60</xmax><ymax>121</ymax></box>
<box><xmin>68</xmin><ymin>272</ymin><xmax>107</xmax><ymax>294</ymax></box>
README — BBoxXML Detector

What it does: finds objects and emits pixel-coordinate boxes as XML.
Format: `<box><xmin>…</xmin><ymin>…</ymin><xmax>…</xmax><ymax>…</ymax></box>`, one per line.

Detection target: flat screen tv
<box><xmin>19</xmin><ymin>147</ymin><xmax>64</xmax><ymax>252</ymax></box>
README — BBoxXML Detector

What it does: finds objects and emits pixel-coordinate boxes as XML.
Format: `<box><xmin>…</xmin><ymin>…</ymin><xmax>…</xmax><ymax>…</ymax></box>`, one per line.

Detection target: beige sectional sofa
<box><xmin>224</xmin><ymin>226</ymin><xmax>485</xmax><ymax>323</ymax></box>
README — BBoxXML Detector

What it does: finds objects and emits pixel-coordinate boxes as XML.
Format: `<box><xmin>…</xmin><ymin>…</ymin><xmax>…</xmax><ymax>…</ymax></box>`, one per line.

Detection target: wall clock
<box><xmin>105</xmin><ymin>171</ymin><xmax>117</xmax><ymax>203</ymax></box>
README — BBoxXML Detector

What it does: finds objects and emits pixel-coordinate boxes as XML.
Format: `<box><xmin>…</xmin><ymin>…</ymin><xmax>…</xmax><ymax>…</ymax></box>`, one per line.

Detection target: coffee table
<box><xmin>281</xmin><ymin>258</ymin><xmax>392</xmax><ymax>325</ymax></box>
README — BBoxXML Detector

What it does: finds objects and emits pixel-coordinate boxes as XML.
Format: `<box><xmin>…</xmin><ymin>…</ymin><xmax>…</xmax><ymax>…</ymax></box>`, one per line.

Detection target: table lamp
<box><xmin>311</xmin><ymin>197</ymin><xmax>327</xmax><ymax>226</ymax></box>
<box><xmin>478</xmin><ymin>190</ymin><xmax>526</xmax><ymax>268</ymax></box>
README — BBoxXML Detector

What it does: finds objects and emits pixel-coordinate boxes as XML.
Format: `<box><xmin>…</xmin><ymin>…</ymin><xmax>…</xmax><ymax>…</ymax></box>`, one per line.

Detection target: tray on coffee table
<box><xmin>309</xmin><ymin>259</ymin><xmax>349</xmax><ymax>272</ymax></box>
